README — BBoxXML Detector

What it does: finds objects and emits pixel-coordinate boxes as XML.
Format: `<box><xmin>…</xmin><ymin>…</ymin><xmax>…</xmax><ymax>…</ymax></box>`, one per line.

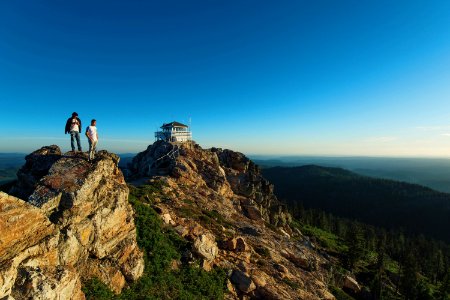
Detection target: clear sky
<box><xmin>1</xmin><ymin>1</ymin><xmax>450</xmax><ymax>156</ymax></box>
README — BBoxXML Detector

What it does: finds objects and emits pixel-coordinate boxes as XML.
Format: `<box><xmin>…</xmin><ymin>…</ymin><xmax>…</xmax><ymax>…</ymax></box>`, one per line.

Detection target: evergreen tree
<box><xmin>436</xmin><ymin>269</ymin><xmax>450</xmax><ymax>300</ymax></box>
<box><xmin>344</xmin><ymin>223</ymin><xmax>365</xmax><ymax>271</ymax></box>
<box><xmin>399</xmin><ymin>252</ymin><xmax>419</xmax><ymax>299</ymax></box>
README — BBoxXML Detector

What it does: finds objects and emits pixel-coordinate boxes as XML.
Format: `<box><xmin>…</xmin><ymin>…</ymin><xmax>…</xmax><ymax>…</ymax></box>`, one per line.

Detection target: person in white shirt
<box><xmin>85</xmin><ymin>119</ymin><xmax>98</xmax><ymax>161</ymax></box>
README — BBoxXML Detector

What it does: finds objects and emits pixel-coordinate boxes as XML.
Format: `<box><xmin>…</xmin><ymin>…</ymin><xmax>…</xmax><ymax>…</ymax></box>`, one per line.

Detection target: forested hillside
<box><xmin>262</xmin><ymin>165</ymin><xmax>450</xmax><ymax>243</ymax></box>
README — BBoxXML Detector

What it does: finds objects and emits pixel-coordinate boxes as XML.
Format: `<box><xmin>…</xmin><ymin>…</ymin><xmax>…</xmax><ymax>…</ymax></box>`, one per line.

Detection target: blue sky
<box><xmin>1</xmin><ymin>1</ymin><xmax>450</xmax><ymax>156</ymax></box>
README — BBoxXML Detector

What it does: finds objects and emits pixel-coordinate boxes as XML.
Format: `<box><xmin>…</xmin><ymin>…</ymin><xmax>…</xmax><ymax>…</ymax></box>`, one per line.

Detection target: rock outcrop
<box><xmin>130</xmin><ymin>141</ymin><xmax>291</xmax><ymax>226</ymax></box>
<box><xmin>1</xmin><ymin>146</ymin><xmax>144</xmax><ymax>299</ymax></box>
<box><xmin>128</xmin><ymin>141</ymin><xmax>336</xmax><ymax>299</ymax></box>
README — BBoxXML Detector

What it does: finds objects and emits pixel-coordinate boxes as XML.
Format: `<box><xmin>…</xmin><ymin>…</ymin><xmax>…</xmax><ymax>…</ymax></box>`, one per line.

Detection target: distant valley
<box><xmin>0</xmin><ymin>153</ymin><xmax>24</xmax><ymax>184</ymax></box>
<box><xmin>263</xmin><ymin>165</ymin><xmax>450</xmax><ymax>243</ymax></box>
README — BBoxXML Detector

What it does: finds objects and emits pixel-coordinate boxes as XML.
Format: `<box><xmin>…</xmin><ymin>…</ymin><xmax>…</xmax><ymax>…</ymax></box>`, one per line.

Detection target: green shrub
<box><xmin>302</xmin><ymin>225</ymin><xmax>348</xmax><ymax>254</ymax></box>
<box><xmin>82</xmin><ymin>278</ymin><xmax>115</xmax><ymax>300</ymax></box>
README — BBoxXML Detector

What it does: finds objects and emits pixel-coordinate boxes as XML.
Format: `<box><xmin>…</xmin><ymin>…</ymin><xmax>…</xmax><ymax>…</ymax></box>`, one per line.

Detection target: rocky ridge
<box><xmin>129</xmin><ymin>141</ymin><xmax>350</xmax><ymax>299</ymax></box>
<box><xmin>130</xmin><ymin>141</ymin><xmax>291</xmax><ymax>227</ymax></box>
<box><xmin>0</xmin><ymin>145</ymin><xmax>144</xmax><ymax>299</ymax></box>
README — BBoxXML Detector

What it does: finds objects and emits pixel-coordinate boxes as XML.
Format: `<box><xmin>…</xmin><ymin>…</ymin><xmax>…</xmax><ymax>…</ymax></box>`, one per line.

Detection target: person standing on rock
<box><xmin>85</xmin><ymin>119</ymin><xmax>98</xmax><ymax>161</ymax></box>
<box><xmin>65</xmin><ymin>112</ymin><xmax>82</xmax><ymax>152</ymax></box>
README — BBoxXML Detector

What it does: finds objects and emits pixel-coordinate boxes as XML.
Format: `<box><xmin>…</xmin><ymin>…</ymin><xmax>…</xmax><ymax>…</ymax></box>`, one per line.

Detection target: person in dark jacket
<box><xmin>65</xmin><ymin>112</ymin><xmax>82</xmax><ymax>152</ymax></box>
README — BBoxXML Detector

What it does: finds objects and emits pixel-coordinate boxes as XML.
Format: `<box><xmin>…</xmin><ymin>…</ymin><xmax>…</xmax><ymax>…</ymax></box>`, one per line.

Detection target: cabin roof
<box><xmin>161</xmin><ymin>121</ymin><xmax>188</xmax><ymax>128</ymax></box>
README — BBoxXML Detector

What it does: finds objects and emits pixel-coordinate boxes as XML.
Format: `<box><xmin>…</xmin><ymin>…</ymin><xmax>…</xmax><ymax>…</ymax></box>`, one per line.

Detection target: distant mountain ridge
<box><xmin>262</xmin><ymin>165</ymin><xmax>450</xmax><ymax>243</ymax></box>
<box><xmin>253</xmin><ymin>156</ymin><xmax>450</xmax><ymax>193</ymax></box>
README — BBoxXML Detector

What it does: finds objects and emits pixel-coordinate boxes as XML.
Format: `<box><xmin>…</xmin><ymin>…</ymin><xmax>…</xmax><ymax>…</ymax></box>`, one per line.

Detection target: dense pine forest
<box><xmin>263</xmin><ymin>165</ymin><xmax>450</xmax><ymax>243</ymax></box>
<box><xmin>263</xmin><ymin>165</ymin><xmax>450</xmax><ymax>299</ymax></box>
<box><xmin>290</xmin><ymin>207</ymin><xmax>450</xmax><ymax>299</ymax></box>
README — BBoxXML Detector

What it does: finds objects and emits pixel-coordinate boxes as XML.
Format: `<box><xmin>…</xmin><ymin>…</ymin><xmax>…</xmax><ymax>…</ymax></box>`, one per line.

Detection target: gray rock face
<box><xmin>1</xmin><ymin>146</ymin><xmax>144</xmax><ymax>299</ymax></box>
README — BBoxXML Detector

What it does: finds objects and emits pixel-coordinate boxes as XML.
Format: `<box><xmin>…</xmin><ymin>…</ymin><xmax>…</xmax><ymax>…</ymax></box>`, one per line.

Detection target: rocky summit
<box><xmin>0</xmin><ymin>145</ymin><xmax>144</xmax><ymax>299</ymax></box>
<box><xmin>1</xmin><ymin>141</ymin><xmax>359</xmax><ymax>299</ymax></box>
<box><xmin>128</xmin><ymin>141</ymin><xmax>344</xmax><ymax>299</ymax></box>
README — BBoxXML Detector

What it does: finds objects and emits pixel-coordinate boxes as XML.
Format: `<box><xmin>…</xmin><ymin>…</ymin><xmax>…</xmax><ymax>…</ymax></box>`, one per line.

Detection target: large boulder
<box><xmin>2</xmin><ymin>146</ymin><xmax>144</xmax><ymax>298</ymax></box>
<box><xmin>9</xmin><ymin>145</ymin><xmax>61</xmax><ymax>200</ymax></box>
<box><xmin>230</xmin><ymin>270</ymin><xmax>256</xmax><ymax>294</ymax></box>
<box><xmin>192</xmin><ymin>233</ymin><xmax>219</xmax><ymax>261</ymax></box>
<box><xmin>10</xmin><ymin>266</ymin><xmax>84</xmax><ymax>300</ymax></box>
<box><xmin>344</xmin><ymin>275</ymin><xmax>361</xmax><ymax>293</ymax></box>
<box><xmin>0</xmin><ymin>192</ymin><xmax>60</xmax><ymax>298</ymax></box>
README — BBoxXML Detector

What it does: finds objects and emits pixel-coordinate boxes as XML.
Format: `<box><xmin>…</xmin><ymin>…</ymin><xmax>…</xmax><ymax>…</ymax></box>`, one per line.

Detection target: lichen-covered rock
<box><xmin>0</xmin><ymin>192</ymin><xmax>60</xmax><ymax>298</ymax></box>
<box><xmin>0</xmin><ymin>192</ymin><xmax>57</xmax><ymax>264</ymax></box>
<box><xmin>2</xmin><ymin>146</ymin><xmax>144</xmax><ymax>298</ymax></box>
<box><xmin>192</xmin><ymin>233</ymin><xmax>219</xmax><ymax>261</ymax></box>
<box><xmin>11</xmin><ymin>266</ymin><xmax>84</xmax><ymax>300</ymax></box>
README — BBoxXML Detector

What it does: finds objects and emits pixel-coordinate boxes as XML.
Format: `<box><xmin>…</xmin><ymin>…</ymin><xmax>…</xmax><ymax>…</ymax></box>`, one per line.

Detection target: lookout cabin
<box><xmin>155</xmin><ymin>121</ymin><xmax>192</xmax><ymax>142</ymax></box>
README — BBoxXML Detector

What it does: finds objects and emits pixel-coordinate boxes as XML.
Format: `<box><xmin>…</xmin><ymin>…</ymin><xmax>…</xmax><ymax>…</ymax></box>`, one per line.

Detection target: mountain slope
<box><xmin>262</xmin><ymin>165</ymin><xmax>450</xmax><ymax>242</ymax></box>
<box><xmin>127</xmin><ymin>141</ymin><xmax>343</xmax><ymax>299</ymax></box>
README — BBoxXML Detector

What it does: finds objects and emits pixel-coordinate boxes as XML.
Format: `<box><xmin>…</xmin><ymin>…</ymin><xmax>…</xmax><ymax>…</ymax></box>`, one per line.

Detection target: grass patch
<box><xmin>183</xmin><ymin>198</ymin><xmax>194</xmax><ymax>205</ymax></box>
<box><xmin>179</xmin><ymin>206</ymin><xmax>198</xmax><ymax>219</ymax></box>
<box><xmin>82</xmin><ymin>278</ymin><xmax>115</xmax><ymax>300</ymax></box>
<box><xmin>302</xmin><ymin>225</ymin><xmax>348</xmax><ymax>254</ymax></box>
<box><xmin>199</xmin><ymin>209</ymin><xmax>233</xmax><ymax>229</ymax></box>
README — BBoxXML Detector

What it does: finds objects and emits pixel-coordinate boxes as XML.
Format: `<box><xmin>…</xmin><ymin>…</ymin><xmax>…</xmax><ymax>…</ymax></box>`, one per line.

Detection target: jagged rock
<box><xmin>251</xmin><ymin>270</ymin><xmax>269</xmax><ymax>287</ymax></box>
<box><xmin>162</xmin><ymin>213</ymin><xmax>175</xmax><ymax>225</ymax></box>
<box><xmin>0</xmin><ymin>192</ymin><xmax>61</xmax><ymax>298</ymax></box>
<box><xmin>239</xmin><ymin>226</ymin><xmax>261</xmax><ymax>236</ymax></box>
<box><xmin>10</xmin><ymin>266</ymin><xmax>84</xmax><ymax>300</ymax></box>
<box><xmin>273</xmin><ymin>263</ymin><xmax>290</xmax><ymax>278</ymax></box>
<box><xmin>192</xmin><ymin>233</ymin><xmax>218</xmax><ymax>261</ymax></box>
<box><xmin>129</xmin><ymin>141</ymin><xmax>290</xmax><ymax>225</ymax></box>
<box><xmin>231</xmin><ymin>270</ymin><xmax>256</xmax><ymax>293</ymax></box>
<box><xmin>255</xmin><ymin>285</ymin><xmax>294</xmax><ymax>300</ymax></box>
<box><xmin>281</xmin><ymin>249</ymin><xmax>311</xmax><ymax>270</ymax></box>
<box><xmin>9</xmin><ymin>145</ymin><xmax>61</xmax><ymax>200</ymax></box>
<box><xmin>1</xmin><ymin>146</ymin><xmax>144</xmax><ymax>298</ymax></box>
<box><xmin>344</xmin><ymin>275</ymin><xmax>361</xmax><ymax>293</ymax></box>
<box><xmin>0</xmin><ymin>192</ymin><xmax>57</xmax><ymax>264</ymax></box>
<box><xmin>220</xmin><ymin>237</ymin><xmax>251</xmax><ymax>253</ymax></box>
<box><xmin>227</xmin><ymin>279</ymin><xmax>239</xmax><ymax>298</ymax></box>
<box><xmin>278</xmin><ymin>228</ymin><xmax>291</xmax><ymax>239</ymax></box>
<box><xmin>242</xmin><ymin>204</ymin><xmax>263</xmax><ymax>221</ymax></box>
